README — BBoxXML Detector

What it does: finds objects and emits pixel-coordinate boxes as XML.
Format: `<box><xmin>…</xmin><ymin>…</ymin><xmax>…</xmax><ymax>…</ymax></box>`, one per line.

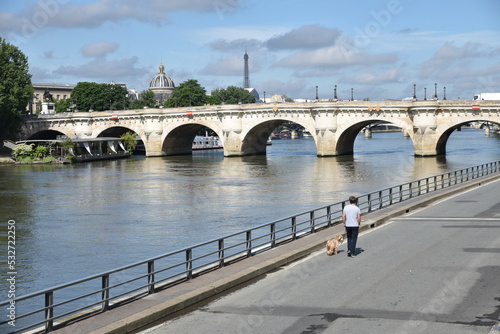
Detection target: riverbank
<box><xmin>0</xmin><ymin>151</ymin><xmax>14</xmax><ymax>163</ymax></box>
<box><xmin>0</xmin><ymin>157</ymin><xmax>15</xmax><ymax>163</ymax></box>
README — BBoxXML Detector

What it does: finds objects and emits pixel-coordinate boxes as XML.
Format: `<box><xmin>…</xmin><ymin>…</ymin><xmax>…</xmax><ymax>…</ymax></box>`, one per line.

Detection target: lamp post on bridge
<box><xmin>413</xmin><ymin>84</ymin><xmax>416</xmax><ymax>100</ymax></box>
<box><xmin>424</xmin><ymin>87</ymin><xmax>427</xmax><ymax>101</ymax></box>
<box><xmin>433</xmin><ymin>83</ymin><xmax>438</xmax><ymax>100</ymax></box>
<box><xmin>350</xmin><ymin>88</ymin><xmax>354</xmax><ymax>101</ymax></box>
<box><xmin>263</xmin><ymin>91</ymin><xmax>266</xmax><ymax>103</ymax></box>
<box><xmin>443</xmin><ymin>86</ymin><xmax>447</xmax><ymax>100</ymax></box>
<box><xmin>315</xmin><ymin>86</ymin><xmax>319</xmax><ymax>100</ymax></box>
<box><xmin>333</xmin><ymin>85</ymin><xmax>338</xmax><ymax>100</ymax></box>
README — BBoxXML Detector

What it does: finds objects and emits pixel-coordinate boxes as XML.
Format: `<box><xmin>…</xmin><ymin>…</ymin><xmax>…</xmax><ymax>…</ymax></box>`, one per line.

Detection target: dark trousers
<box><xmin>345</xmin><ymin>226</ymin><xmax>359</xmax><ymax>255</ymax></box>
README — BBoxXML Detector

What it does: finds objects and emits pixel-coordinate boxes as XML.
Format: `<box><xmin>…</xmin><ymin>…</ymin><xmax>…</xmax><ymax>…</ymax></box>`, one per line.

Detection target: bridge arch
<box><xmin>28</xmin><ymin>130</ymin><xmax>66</xmax><ymax>140</ymax></box>
<box><xmin>435</xmin><ymin>117</ymin><xmax>500</xmax><ymax>155</ymax></box>
<box><xmin>96</xmin><ymin>126</ymin><xmax>139</xmax><ymax>139</ymax></box>
<box><xmin>336</xmin><ymin>118</ymin><xmax>413</xmax><ymax>155</ymax></box>
<box><xmin>27</xmin><ymin>129</ymin><xmax>67</xmax><ymax>140</ymax></box>
<box><xmin>242</xmin><ymin>119</ymin><xmax>287</xmax><ymax>155</ymax></box>
<box><xmin>162</xmin><ymin>123</ymin><xmax>223</xmax><ymax>156</ymax></box>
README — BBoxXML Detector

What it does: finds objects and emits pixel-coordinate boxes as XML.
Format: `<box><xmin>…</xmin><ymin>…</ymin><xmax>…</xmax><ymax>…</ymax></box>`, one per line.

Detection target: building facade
<box><xmin>28</xmin><ymin>83</ymin><xmax>75</xmax><ymax>113</ymax></box>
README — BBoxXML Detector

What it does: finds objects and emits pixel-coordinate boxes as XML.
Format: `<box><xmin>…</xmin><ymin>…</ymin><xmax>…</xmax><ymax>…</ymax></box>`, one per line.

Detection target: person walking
<box><xmin>342</xmin><ymin>196</ymin><xmax>361</xmax><ymax>257</ymax></box>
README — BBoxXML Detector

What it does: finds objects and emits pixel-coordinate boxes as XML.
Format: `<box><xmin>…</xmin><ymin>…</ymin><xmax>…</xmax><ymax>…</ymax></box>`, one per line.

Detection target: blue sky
<box><xmin>1</xmin><ymin>0</ymin><xmax>499</xmax><ymax>101</ymax></box>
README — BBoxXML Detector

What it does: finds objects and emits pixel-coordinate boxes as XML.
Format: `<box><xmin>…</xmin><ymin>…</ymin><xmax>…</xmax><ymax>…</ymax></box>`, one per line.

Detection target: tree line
<box><xmin>65</xmin><ymin>79</ymin><xmax>255</xmax><ymax>112</ymax></box>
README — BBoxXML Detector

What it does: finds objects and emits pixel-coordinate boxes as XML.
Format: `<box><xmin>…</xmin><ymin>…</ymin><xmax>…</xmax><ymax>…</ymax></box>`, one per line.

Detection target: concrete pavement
<box><xmin>138</xmin><ymin>176</ymin><xmax>500</xmax><ymax>334</ymax></box>
<box><xmin>50</xmin><ymin>173</ymin><xmax>500</xmax><ymax>334</ymax></box>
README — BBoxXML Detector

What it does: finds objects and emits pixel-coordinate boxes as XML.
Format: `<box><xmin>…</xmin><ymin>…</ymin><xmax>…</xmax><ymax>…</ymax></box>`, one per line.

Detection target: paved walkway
<box><xmin>49</xmin><ymin>174</ymin><xmax>500</xmax><ymax>334</ymax></box>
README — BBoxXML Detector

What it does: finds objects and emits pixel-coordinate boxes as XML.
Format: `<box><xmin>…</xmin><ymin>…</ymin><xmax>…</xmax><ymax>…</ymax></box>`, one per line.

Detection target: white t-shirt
<box><xmin>343</xmin><ymin>204</ymin><xmax>361</xmax><ymax>227</ymax></box>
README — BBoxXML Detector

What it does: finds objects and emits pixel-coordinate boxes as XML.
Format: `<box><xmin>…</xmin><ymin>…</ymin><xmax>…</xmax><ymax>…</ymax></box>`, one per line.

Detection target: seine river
<box><xmin>0</xmin><ymin>129</ymin><xmax>499</xmax><ymax>309</ymax></box>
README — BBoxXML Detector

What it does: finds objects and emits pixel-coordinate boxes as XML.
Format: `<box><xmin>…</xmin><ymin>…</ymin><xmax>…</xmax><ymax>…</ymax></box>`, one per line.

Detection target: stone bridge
<box><xmin>20</xmin><ymin>100</ymin><xmax>500</xmax><ymax>157</ymax></box>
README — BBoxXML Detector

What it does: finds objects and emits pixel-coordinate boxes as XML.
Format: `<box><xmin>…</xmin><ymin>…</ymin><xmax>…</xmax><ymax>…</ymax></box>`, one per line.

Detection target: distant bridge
<box><xmin>20</xmin><ymin>100</ymin><xmax>500</xmax><ymax>157</ymax></box>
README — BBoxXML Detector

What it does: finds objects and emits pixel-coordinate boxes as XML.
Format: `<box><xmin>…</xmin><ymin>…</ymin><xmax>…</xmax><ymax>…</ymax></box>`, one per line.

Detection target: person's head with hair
<box><xmin>349</xmin><ymin>196</ymin><xmax>357</xmax><ymax>204</ymax></box>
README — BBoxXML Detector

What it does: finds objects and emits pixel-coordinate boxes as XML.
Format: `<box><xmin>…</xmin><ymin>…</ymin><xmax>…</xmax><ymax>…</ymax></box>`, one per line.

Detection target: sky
<box><xmin>1</xmin><ymin>0</ymin><xmax>499</xmax><ymax>101</ymax></box>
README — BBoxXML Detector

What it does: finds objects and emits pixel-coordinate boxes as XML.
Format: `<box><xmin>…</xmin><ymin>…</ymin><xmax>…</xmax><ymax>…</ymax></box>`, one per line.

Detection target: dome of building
<box><xmin>149</xmin><ymin>63</ymin><xmax>175</xmax><ymax>105</ymax></box>
<box><xmin>149</xmin><ymin>64</ymin><xmax>175</xmax><ymax>89</ymax></box>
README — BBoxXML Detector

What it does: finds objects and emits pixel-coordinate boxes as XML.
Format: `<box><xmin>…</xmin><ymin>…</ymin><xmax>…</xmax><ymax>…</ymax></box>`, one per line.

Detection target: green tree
<box><xmin>164</xmin><ymin>79</ymin><xmax>206</xmax><ymax>108</ymax></box>
<box><xmin>0</xmin><ymin>37</ymin><xmax>34</xmax><ymax>141</ymax></box>
<box><xmin>130</xmin><ymin>89</ymin><xmax>156</xmax><ymax>109</ymax></box>
<box><xmin>120</xmin><ymin>131</ymin><xmax>137</xmax><ymax>153</ymax></box>
<box><xmin>209</xmin><ymin>86</ymin><xmax>255</xmax><ymax>105</ymax></box>
<box><xmin>71</xmin><ymin>82</ymin><xmax>129</xmax><ymax>112</ymax></box>
<box><xmin>206</xmin><ymin>94</ymin><xmax>221</xmax><ymax>105</ymax></box>
<box><xmin>55</xmin><ymin>99</ymin><xmax>71</xmax><ymax>113</ymax></box>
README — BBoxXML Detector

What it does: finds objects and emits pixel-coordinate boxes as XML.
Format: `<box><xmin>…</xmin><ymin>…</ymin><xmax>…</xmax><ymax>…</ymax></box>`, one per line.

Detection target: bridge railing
<box><xmin>1</xmin><ymin>161</ymin><xmax>499</xmax><ymax>333</ymax></box>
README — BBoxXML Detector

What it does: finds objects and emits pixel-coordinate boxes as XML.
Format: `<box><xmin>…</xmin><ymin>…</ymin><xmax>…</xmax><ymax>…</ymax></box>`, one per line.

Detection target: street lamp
<box><xmin>350</xmin><ymin>88</ymin><xmax>354</xmax><ymax>101</ymax></box>
<box><xmin>334</xmin><ymin>85</ymin><xmax>338</xmax><ymax>100</ymax></box>
<box><xmin>413</xmin><ymin>84</ymin><xmax>416</xmax><ymax>100</ymax></box>
<box><xmin>424</xmin><ymin>87</ymin><xmax>427</xmax><ymax>101</ymax></box>
<box><xmin>263</xmin><ymin>91</ymin><xmax>266</xmax><ymax>103</ymax></box>
<box><xmin>443</xmin><ymin>86</ymin><xmax>447</xmax><ymax>100</ymax></box>
<box><xmin>433</xmin><ymin>83</ymin><xmax>438</xmax><ymax>100</ymax></box>
<box><xmin>315</xmin><ymin>86</ymin><xmax>318</xmax><ymax>100</ymax></box>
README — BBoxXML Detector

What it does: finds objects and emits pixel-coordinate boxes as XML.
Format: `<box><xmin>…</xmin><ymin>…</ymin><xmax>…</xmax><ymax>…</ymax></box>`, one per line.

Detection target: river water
<box><xmin>0</xmin><ymin>129</ymin><xmax>499</xmax><ymax>304</ymax></box>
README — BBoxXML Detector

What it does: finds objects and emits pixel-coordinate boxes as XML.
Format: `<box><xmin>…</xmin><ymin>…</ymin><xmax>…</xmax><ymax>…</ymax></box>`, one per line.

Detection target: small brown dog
<box><xmin>326</xmin><ymin>235</ymin><xmax>344</xmax><ymax>256</ymax></box>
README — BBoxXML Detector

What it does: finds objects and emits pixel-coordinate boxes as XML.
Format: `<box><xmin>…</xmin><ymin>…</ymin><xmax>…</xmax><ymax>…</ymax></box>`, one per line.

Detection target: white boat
<box><xmin>192</xmin><ymin>136</ymin><xmax>271</xmax><ymax>150</ymax></box>
<box><xmin>192</xmin><ymin>136</ymin><xmax>223</xmax><ymax>150</ymax></box>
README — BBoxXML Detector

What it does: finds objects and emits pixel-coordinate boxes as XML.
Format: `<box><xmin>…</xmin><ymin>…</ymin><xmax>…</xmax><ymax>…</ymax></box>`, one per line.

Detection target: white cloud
<box><xmin>348</xmin><ymin>68</ymin><xmax>402</xmax><ymax>85</ymax></box>
<box><xmin>54</xmin><ymin>56</ymin><xmax>147</xmax><ymax>81</ymax></box>
<box><xmin>258</xmin><ymin>78</ymin><xmax>309</xmax><ymax>99</ymax></box>
<box><xmin>200</xmin><ymin>55</ymin><xmax>247</xmax><ymax>76</ymax></box>
<box><xmin>207</xmin><ymin>38</ymin><xmax>262</xmax><ymax>51</ymax></box>
<box><xmin>276</xmin><ymin>44</ymin><xmax>397</xmax><ymax>68</ymax></box>
<box><xmin>266</xmin><ymin>24</ymin><xmax>341</xmax><ymax>50</ymax></box>
<box><xmin>81</xmin><ymin>41</ymin><xmax>119</xmax><ymax>58</ymax></box>
<box><xmin>0</xmin><ymin>0</ymin><xmax>244</xmax><ymax>36</ymax></box>
<box><xmin>197</xmin><ymin>26</ymin><xmax>289</xmax><ymax>43</ymax></box>
<box><xmin>434</xmin><ymin>42</ymin><xmax>484</xmax><ymax>59</ymax></box>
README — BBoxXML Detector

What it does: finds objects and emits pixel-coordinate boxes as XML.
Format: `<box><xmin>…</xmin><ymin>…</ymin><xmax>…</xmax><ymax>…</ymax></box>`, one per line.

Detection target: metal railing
<box><xmin>1</xmin><ymin>161</ymin><xmax>499</xmax><ymax>333</ymax></box>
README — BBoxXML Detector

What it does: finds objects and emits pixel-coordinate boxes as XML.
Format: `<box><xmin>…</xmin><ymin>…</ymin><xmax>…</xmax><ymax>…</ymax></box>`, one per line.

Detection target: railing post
<box><xmin>291</xmin><ymin>216</ymin><xmax>297</xmax><ymax>240</ymax></box>
<box><xmin>246</xmin><ymin>231</ymin><xmax>252</xmax><ymax>257</ymax></box>
<box><xmin>186</xmin><ymin>249</ymin><xmax>193</xmax><ymax>280</ymax></box>
<box><xmin>409</xmin><ymin>183</ymin><xmax>413</xmax><ymax>198</ymax></box>
<box><xmin>399</xmin><ymin>185</ymin><xmax>403</xmax><ymax>202</ymax></box>
<box><xmin>327</xmin><ymin>206</ymin><xmax>332</xmax><ymax>227</ymax></box>
<box><xmin>426</xmin><ymin>177</ymin><xmax>430</xmax><ymax>193</ymax></box>
<box><xmin>45</xmin><ymin>291</ymin><xmax>54</xmax><ymax>332</ymax></box>
<box><xmin>417</xmin><ymin>180</ymin><xmax>421</xmax><ymax>196</ymax></box>
<box><xmin>147</xmin><ymin>261</ymin><xmax>155</xmax><ymax>294</ymax></box>
<box><xmin>433</xmin><ymin>176</ymin><xmax>437</xmax><ymax>191</ymax></box>
<box><xmin>218</xmin><ymin>239</ymin><xmax>224</xmax><ymax>268</ymax></box>
<box><xmin>310</xmin><ymin>211</ymin><xmax>315</xmax><ymax>233</ymax></box>
<box><xmin>367</xmin><ymin>194</ymin><xmax>372</xmax><ymax>212</ymax></box>
<box><xmin>270</xmin><ymin>223</ymin><xmax>276</xmax><ymax>248</ymax></box>
<box><xmin>378</xmin><ymin>191</ymin><xmax>383</xmax><ymax>209</ymax></box>
<box><xmin>102</xmin><ymin>274</ymin><xmax>110</xmax><ymax>311</ymax></box>
<box><xmin>389</xmin><ymin>188</ymin><xmax>393</xmax><ymax>205</ymax></box>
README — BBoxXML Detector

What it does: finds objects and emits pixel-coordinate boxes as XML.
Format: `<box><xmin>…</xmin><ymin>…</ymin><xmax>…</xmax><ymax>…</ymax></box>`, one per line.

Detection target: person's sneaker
<box><xmin>347</xmin><ymin>252</ymin><xmax>352</xmax><ymax>257</ymax></box>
